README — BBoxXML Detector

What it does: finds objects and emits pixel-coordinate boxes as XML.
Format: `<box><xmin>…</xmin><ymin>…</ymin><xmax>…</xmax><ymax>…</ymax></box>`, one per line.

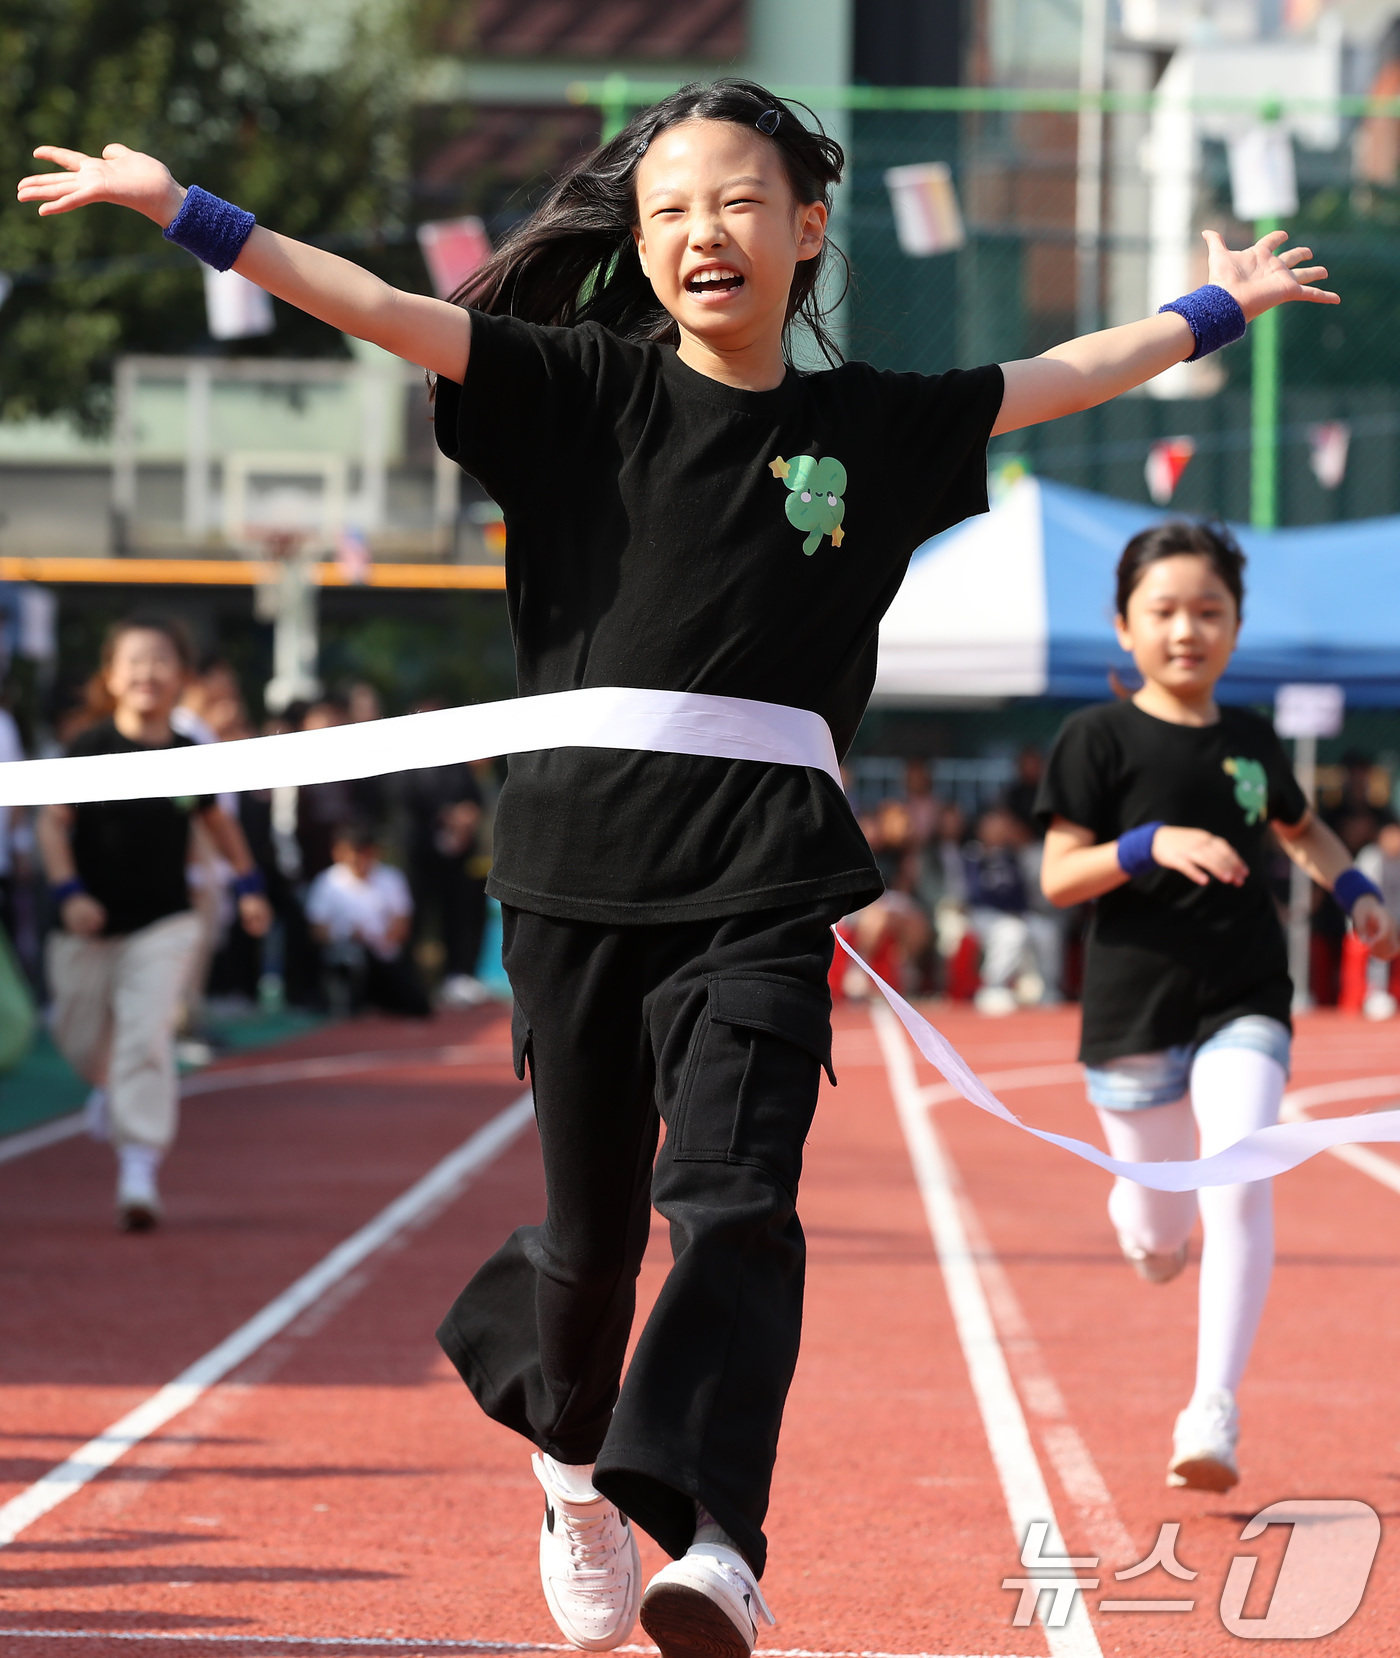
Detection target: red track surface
<box><xmin>2</xmin><ymin>999</ymin><xmax>1397</xmax><ymax>1656</ymax></box>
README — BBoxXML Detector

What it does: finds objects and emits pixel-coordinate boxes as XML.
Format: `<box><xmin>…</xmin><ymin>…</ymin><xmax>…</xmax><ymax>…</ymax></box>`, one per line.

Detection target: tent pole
<box><xmin>1289</xmin><ymin>732</ymin><xmax>1316</xmax><ymax>1012</ymax></box>
<box><xmin>1250</xmin><ymin>216</ymin><xmax>1282</xmax><ymax>529</ymax></box>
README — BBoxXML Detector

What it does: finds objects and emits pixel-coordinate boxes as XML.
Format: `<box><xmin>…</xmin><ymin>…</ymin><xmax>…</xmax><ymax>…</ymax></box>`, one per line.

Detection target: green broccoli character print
<box><xmin>770</xmin><ymin>453</ymin><xmax>846</xmax><ymax>554</ymax></box>
<box><xmin>1222</xmin><ymin>756</ymin><xmax>1268</xmax><ymax>825</ymax></box>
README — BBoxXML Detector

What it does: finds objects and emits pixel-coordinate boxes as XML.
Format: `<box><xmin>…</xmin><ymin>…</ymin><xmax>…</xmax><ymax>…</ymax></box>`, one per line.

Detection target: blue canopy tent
<box><xmin>874</xmin><ymin>477</ymin><xmax>1400</xmax><ymax>706</ymax></box>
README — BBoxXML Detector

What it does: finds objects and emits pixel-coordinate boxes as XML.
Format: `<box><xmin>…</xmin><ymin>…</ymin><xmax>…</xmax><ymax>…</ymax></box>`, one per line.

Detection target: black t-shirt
<box><xmin>66</xmin><ymin>722</ymin><xmax>215</xmax><ymax>936</ymax></box>
<box><xmin>1034</xmin><ymin>700</ymin><xmax>1308</xmax><ymax>1063</ymax></box>
<box><xmin>436</xmin><ymin>311</ymin><xmax>1004</xmax><ymax>924</ymax></box>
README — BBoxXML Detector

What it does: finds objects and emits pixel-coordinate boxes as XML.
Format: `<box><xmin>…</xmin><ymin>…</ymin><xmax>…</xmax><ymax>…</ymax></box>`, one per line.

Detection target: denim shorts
<box><xmin>1083</xmin><ymin>1014</ymin><xmax>1292</xmax><ymax>1111</ymax></box>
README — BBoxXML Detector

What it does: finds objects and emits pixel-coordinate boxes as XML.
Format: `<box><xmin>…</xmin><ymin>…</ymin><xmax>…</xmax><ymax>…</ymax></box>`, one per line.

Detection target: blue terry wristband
<box><xmin>1334</xmin><ymin>867</ymin><xmax>1383</xmax><ymax>915</ymax></box>
<box><xmin>51</xmin><ymin>877</ymin><xmax>86</xmax><ymax>905</ymax></box>
<box><xmin>1157</xmin><ymin>284</ymin><xmax>1247</xmax><ymax>361</ymax></box>
<box><xmin>232</xmin><ymin>869</ymin><xmax>266</xmax><ymax>899</ymax></box>
<box><xmin>162</xmin><ymin>185</ymin><xmax>256</xmax><ymax>271</ymax></box>
<box><xmin>1117</xmin><ymin>821</ymin><xmax>1164</xmax><ymax>877</ymax></box>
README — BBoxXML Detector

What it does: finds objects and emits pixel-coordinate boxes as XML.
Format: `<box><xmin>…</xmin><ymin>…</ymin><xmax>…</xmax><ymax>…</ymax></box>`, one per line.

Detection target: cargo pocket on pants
<box><xmin>670</xmin><ymin>974</ymin><xmax>835</xmax><ymax>1198</ymax></box>
<box><xmin>511</xmin><ymin>1000</ymin><xmax>533</xmax><ymax>1082</ymax></box>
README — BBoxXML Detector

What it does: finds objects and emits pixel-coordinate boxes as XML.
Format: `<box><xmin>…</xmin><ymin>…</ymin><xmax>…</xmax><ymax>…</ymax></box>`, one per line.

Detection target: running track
<box><xmin>2</xmin><ymin>999</ymin><xmax>1398</xmax><ymax>1658</ymax></box>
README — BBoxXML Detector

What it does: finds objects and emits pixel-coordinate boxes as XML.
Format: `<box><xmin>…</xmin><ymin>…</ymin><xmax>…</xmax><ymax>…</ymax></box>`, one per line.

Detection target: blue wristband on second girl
<box><xmin>1334</xmin><ymin>867</ymin><xmax>1383</xmax><ymax>915</ymax></box>
<box><xmin>1157</xmin><ymin>284</ymin><xmax>1247</xmax><ymax>361</ymax></box>
<box><xmin>162</xmin><ymin>185</ymin><xmax>256</xmax><ymax>271</ymax></box>
<box><xmin>1117</xmin><ymin>821</ymin><xmax>1164</xmax><ymax>877</ymax></box>
<box><xmin>232</xmin><ymin>869</ymin><xmax>266</xmax><ymax>899</ymax></box>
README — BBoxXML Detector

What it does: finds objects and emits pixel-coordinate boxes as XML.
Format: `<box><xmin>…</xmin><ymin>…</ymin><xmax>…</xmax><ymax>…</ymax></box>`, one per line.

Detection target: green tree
<box><xmin>0</xmin><ymin>0</ymin><xmax>422</xmax><ymax>429</ymax></box>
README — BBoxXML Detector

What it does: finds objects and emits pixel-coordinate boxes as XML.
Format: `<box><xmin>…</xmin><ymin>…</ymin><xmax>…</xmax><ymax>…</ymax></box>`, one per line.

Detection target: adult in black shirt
<box><xmin>1037</xmin><ymin>523</ymin><xmax>1397</xmax><ymax>1498</ymax></box>
<box><xmin>39</xmin><ymin>618</ymin><xmax>270</xmax><ymax>1232</ymax></box>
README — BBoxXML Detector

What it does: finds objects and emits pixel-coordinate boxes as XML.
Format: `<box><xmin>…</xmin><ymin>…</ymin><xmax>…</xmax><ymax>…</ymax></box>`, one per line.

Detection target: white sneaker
<box><xmin>1168</xmin><ymin>1388</ymin><xmax>1239</xmax><ymax>1491</ymax></box>
<box><xmin>974</xmin><ymin>985</ymin><xmax>1018</xmax><ymax>1017</ymax></box>
<box><xmin>532</xmin><ymin>1453</ymin><xmax>640</xmax><ymax>1651</ymax></box>
<box><xmin>640</xmin><ymin>1544</ymin><xmax>776</xmax><ymax>1658</ymax></box>
<box><xmin>84</xmin><ymin>1087</ymin><xmax>110</xmax><ymax>1143</ymax></box>
<box><xmin>1116</xmin><ymin>1227</ymin><xmax>1188</xmax><ymax>1285</ymax></box>
<box><xmin>439</xmin><ymin>973</ymin><xmax>492</xmax><ymax>1008</ymax></box>
<box><xmin>116</xmin><ymin>1144</ymin><xmax>163</xmax><ymax>1233</ymax></box>
<box><xmin>1364</xmin><ymin>989</ymin><xmax>1397</xmax><ymax>1022</ymax></box>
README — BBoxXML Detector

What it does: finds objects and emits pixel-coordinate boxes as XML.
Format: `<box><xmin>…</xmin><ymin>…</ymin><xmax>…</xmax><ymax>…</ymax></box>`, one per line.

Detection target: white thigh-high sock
<box><xmin>1188</xmin><ymin>1045</ymin><xmax>1286</xmax><ymax>1402</ymax></box>
<box><xmin>1094</xmin><ymin>1098</ymin><xmax>1198</xmax><ymax>1253</ymax></box>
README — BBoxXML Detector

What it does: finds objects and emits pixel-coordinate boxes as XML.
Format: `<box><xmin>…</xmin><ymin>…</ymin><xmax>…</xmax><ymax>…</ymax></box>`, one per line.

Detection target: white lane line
<box><xmin>918</xmin><ymin>1064</ymin><xmax>1084</xmax><ymax>1110</ymax></box>
<box><xmin>0</xmin><ymin>1044</ymin><xmax>516</xmax><ymax>1166</ymax></box>
<box><xmin>952</xmin><ymin>1194</ymin><xmax>1136</xmax><ymax>1571</ymax></box>
<box><xmin>871</xmin><ymin>1002</ymin><xmax>1103</xmax><ymax>1658</ymax></box>
<box><xmin>1282</xmin><ymin>1077</ymin><xmax>1400</xmax><ymax>1195</ymax></box>
<box><xmin>0</xmin><ymin>1636</ymin><xmax>1036</xmax><ymax>1658</ymax></box>
<box><xmin>0</xmin><ymin>1112</ymin><xmax>83</xmax><ymax>1165</ymax></box>
<box><xmin>0</xmin><ymin>1091</ymin><xmax>535</xmax><ymax>1549</ymax></box>
<box><xmin>180</xmin><ymin>1042</ymin><xmax>514</xmax><ymax>1096</ymax></box>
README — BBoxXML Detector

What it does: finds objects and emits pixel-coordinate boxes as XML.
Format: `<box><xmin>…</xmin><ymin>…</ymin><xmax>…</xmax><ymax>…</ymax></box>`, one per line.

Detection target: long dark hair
<box><xmin>1115</xmin><ymin>520</ymin><xmax>1247</xmax><ymax>621</ymax></box>
<box><xmin>455</xmin><ymin>79</ymin><xmax>848</xmax><ymax>366</ymax></box>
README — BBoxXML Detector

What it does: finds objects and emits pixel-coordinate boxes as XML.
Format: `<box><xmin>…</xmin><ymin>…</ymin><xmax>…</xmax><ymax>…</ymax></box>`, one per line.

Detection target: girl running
<box><xmin>37</xmin><ymin>616</ymin><xmax>271</xmax><ymax>1230</ymax></box>
<box><xmin>19</xmin><ymin>78</ymin><xmax>1342</xmax><ymax>1654</ymax></box>
<box><xmin>1037</xmin><ymin>522</ymin><xmax>1398</xmax><ymax>1492</ymax></box>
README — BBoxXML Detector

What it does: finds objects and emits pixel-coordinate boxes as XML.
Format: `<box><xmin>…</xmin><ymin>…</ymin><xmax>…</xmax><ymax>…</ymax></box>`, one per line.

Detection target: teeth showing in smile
<box><xmin>687</xmin><ymin>268</ymin><xmax>743</xmax><ymax>292</ymax></box>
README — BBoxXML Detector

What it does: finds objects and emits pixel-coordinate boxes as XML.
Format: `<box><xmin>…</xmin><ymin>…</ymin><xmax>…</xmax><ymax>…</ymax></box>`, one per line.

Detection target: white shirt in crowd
<box><xmin>0</xmin><ymin>707</ymin><xmax>25</xmax><ymax>876</ymax></box>
<box><xmin>305</xmin><ymin>861</ymin><xmax>413</xmax><ymax>960</ymax></box>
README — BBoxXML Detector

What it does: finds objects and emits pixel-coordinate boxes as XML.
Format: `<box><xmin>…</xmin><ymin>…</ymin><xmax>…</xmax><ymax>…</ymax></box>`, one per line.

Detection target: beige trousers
<box><xmin>47</xmin><ymin>910</ymin><xmax>202</xmax><ymax>1152</ymax></box>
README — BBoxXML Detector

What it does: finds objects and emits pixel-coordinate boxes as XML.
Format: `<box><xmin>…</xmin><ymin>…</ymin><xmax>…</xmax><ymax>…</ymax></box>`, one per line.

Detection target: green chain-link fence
<box><xmin>575</xmin><ymin>80</ymin><xmax>1400</xmax><ymax>532</ymax></box>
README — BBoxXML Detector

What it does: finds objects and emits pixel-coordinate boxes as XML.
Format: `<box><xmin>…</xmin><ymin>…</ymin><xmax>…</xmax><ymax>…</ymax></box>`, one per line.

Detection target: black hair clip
<box><xmin>755</xmin><ymin>108</ymin><xmax>781</xmax><ymax>135</ymax></box>
<box><xmin>635</xmin><ymin>138</ymin><xmax>649</xmax><ymax>154</ymax></box>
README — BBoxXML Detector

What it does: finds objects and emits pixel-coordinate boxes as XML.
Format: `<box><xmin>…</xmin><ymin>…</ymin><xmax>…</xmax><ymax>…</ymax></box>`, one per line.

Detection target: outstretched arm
<box><xmin>17</xmin><ymin>144</ymin><xmax>472</xmax><ymax>381</ymax></box>
<box><xmin>992</xmin><ymin>229</ymin><xmax>1337</xmax><ymax>437</ymax></box>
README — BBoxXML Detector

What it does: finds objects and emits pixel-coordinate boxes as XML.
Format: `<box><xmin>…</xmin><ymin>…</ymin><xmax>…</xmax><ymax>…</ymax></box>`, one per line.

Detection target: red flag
<box><xmin>416</xmin><ymin>217</ymin><xmax>492</xmax><ymax>300</ymax></box>
<box><xmin>1307</xmin><ymin>421</ymin><xmax>1350</xmax><ymax>490</ymax></box>
<box><xmin>1145</xmin><ymin>436</ymin><xmax>1196</xmax><ymax>505</ymax></box>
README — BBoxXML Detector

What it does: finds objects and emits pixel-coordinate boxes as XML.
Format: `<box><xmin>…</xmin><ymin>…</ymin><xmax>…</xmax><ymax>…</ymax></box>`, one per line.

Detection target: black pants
<box><xmin>436</xmin><ymin>900</ymin><xmax>841</xmax><ymax>1576</ymax></box>
<box><xmin>411</xmin><ymin>850</ymin><xmax>488</xmax><ymax>978</ymax></box>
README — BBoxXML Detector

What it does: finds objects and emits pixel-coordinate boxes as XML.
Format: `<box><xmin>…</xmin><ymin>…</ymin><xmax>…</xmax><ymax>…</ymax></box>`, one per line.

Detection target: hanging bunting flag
<box><xmin>1307</xmin><ymin>420</ymin><xmax>1351</xmax><ymax>490</ymax></box>
<box><xmin>884</xmin><ymin>162</ymin><xmax>967</xmax><ymax>256</ymax></box>
<box><xmin>203</xmin><ymin>267</ymin><xmax>275</xmax><ymax>341</ymax></box>
<box><xmin>1145</xmin><ymin>435</ymin><xmax>1196</xmax><ymax>504</ymax></box>
<box><xmin>416</xmin><ymin>216</ymin><xmax>493</xmax><ymax>300</ymax></box>
<box><xmin>336</xmin><ymin>526</ymin><xmax>371</xmax><ymax>585</ymax></box>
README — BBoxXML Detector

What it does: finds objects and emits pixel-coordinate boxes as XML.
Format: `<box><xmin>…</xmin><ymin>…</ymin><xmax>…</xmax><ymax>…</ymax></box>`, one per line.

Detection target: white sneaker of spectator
<box><xmin>439</xmin><ymin>973</ymin><xmax>492</xmax><ymax>1008</ymax></box>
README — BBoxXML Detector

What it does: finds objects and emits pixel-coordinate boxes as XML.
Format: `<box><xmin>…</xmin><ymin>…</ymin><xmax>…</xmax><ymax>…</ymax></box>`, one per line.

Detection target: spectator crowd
<box><xmin>839</xmin><ymin>743</ymin><xmax>1400</xmax><ymax>1018</ymax></box>
<box><xmin>0</xmin><ymin>615</ymin><xmax>501</xmax><ymax>1038</ymax></box>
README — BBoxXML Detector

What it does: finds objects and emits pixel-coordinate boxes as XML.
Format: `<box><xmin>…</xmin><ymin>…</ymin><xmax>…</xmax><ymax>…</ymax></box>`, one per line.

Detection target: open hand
<box><xmin>1203</xmin><ymin>227</ymin><xmax>1338</xmax><ymax>321</ymax></box>
<box><xmin>1352</xmin><ymin>894</ymin><xmax>1400</xmax><ymax>962</ymax></box>
<box><xmin>61</xmin><ymin>893</ymin><xmax>107</xmax><ymax>936</ymax></box>
<box><xmin>17</xmin><ymin>143</ymin><xmax>185</xmax><ymax>228</ymax></box>
<box><xmin>1151</xmin><ymin>825</ymin><xmax>1249</xmax><ymax>888</ymax></box>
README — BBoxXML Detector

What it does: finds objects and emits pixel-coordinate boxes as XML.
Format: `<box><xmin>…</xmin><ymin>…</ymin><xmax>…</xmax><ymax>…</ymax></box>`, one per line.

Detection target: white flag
<box><xmin>1228</xmin><ymin>125</ymin><xmax>1298</xmax><ymax>222</ymax></box>
<box><xmin>203</xmin><ymin>266</ymin><xmax>275</xmax><ymax>341</ymax></box>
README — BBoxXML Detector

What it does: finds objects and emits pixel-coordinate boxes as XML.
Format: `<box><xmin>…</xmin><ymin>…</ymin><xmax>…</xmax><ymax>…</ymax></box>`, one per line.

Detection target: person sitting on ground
<box><xmin>37</xmin><ymin>614</ymin><xmax>271</xmax><ymax>1231</ymax></box>
<box><xmin>305</xmin><ymin>823</ymin><xmax>431</xmax><ymax>1018</ymax></box>
<box><xmin>1358</xmin><ymin>820</ymin><xmax>1400</xmax><ymax>1019</ymax></box>
<box><xmin>963</xmin><ymin>804</ymin><xmax>1061</xmax><ymax>1014</ymax></box>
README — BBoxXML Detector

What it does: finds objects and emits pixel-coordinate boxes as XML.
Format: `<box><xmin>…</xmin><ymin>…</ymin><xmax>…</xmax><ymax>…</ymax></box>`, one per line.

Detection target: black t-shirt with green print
<box><xmin>1034</xmin><ymin>699</ymin><xmax>1309</xmax><ymax>1064</ymax></box>
<box><xmin>435</xmin><ymin>311</ymin><xmax>1004</xmax><ymax>924</ymax></box>
<box><xmin>66</xmin><ymin>721</ymin><xmax>216</xmax><ymax>937</ymax></box>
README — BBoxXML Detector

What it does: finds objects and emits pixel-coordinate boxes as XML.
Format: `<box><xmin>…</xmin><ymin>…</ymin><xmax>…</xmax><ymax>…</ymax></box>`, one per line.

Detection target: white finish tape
<box><xmin>14</xmin><ymin>682</ymin><xmax>1398</xmax><ymax>1193</ymax></box>
<box><xmin>0</xmin><ymin>687</ymin><xmax>842</xmax><ymax>805</ymax></box>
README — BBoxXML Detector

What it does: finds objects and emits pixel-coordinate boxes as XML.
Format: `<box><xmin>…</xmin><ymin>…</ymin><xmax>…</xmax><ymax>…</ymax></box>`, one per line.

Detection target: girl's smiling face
<box><xmin>1115</xmin><ymin>553</ymin><xmax>1240</xmax><ymax>701</ymax></box>
<box><xmin>632</xmin><ymin>119</ymin><xmax>826</xmax><ymax>357</ymax></box>
<box><xmin>105</xmin><ymin>627</ymin><xmax>186</xmax><ymax>721</ymax></box>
